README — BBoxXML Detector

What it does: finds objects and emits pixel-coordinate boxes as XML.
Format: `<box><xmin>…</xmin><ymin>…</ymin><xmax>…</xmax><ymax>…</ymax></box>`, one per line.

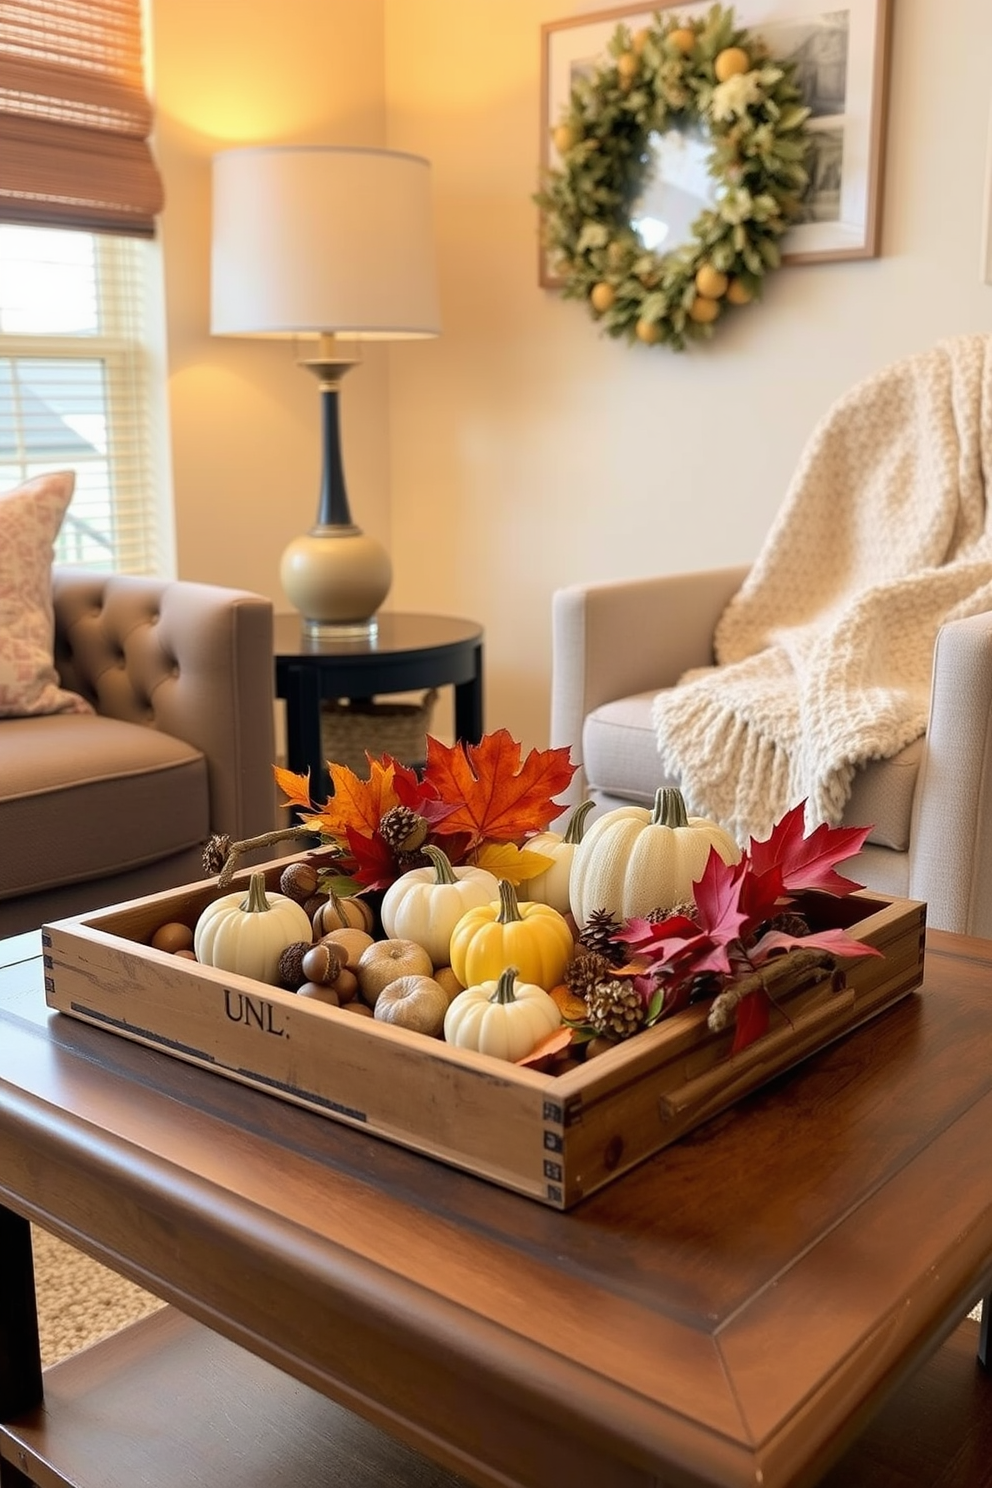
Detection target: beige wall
<box><xmin>152</xmin><ymin>0</ymin><xmax>992</xmax><ymax>759</ymax></box>
<box><xmin>151</xmin><ymin>0</ymin><xmax>389</xmax><ymax>604</ymax></box>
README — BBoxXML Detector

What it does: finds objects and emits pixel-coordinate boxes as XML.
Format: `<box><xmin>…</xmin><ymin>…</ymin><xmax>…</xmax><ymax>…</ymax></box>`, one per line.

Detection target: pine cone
<box><xmin>579</xmin><ymin>908</ymin><xmax>627</xmax><ymax>965</ymax></box>
<box><xmin>202</xmin><ymin>833</ymin><xmax>232</xmax><ymax>876</ymax></box>
<box><xmin>378</xmin><ymin>806</ymin><xmax>429</xmax><ymax>854</ymax></box>
<box><xmin>647</xmin><ymin>899</ymin><xmax>697</xmax><ymax>923</ymax></box>
<box><xmin>564</xmin><ymin>950</ymin><xmax>613</xmax><ymax>999</ymax></box>
<box><xmin>748</xmin><ymin>909</ymin><xmax>811</xmax><ymax>945</ymax></box>
<box><xmin>768</xmin><ymin>911</ymin><xmax>811</xmax><ymax>938</ymax></box>
<box><xmin>585</xmin><ymin>978</ymin><xmax>647</xmax><ymax>1040</ymax></box>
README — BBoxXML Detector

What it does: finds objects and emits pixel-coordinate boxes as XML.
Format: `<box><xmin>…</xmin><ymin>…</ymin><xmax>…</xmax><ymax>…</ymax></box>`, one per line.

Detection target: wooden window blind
<box><xmin>0</xmin><ymin>0</ymin><xmax>165</xmax><ymax>236</ymax></box>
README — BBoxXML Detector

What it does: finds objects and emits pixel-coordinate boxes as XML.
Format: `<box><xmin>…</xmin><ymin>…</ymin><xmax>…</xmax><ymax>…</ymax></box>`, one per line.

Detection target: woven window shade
<box><xmin>0</xmin><ymin>0</ymin><xmax>164</xmax><ymax>236</ymax></box>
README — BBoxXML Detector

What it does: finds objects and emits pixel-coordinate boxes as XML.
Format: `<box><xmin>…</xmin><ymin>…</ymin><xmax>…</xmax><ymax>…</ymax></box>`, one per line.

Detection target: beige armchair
<box><xmin>551</xmin><ymin>569</ymin><xmax>992</xmax><ymax>938</ymax></box>
<box><xmin>0</xmin><ymin>570</ymin><xmax>276</xmax><ymax>936</ymax></box>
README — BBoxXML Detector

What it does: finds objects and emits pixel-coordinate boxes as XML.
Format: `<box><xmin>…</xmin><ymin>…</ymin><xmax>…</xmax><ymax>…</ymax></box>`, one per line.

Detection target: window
<box><xmin>0</xmin><ymin>223</ymin><xmax>169</xmax><ymax>574</ymax></box>
<box><xmin>0</xmin><ymin>0</ymin><xmax>170</xmax><ymax>574</ymax></box>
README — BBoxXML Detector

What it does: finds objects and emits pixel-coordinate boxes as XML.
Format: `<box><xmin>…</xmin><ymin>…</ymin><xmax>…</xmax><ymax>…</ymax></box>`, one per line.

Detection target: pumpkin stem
<box><xmin>422</xmin><ymin>844</ymin><xmax>458</xmax><ymax>885</ymax></box>
<box><xmin>652</xmin><ymin>787</ymin><xmax>689</xmax><ymax>829</ymax></box>
<box><xmin>490</xmin><ymin>966</ymin><xmax>520</xmax><ymax>1004</ymax></box>
<box><xmin>562</xmin><ymin>799</ymin><xmax>595</xmax><ymax>845</ymax></box>
<box><xmin>239</xmin><ymin>870</ymin><xmax>272</xmax><ymax>915</ymax></box>
<box><xmin>496</xmin><ymin>879</ymin><xmax>523</xmax><ymax>924</ymax></box>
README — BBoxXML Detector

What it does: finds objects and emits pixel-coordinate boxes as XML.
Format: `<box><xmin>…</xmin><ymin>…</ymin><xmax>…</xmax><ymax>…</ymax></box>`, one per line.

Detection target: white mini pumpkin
<box><xmin>194</xmin><ymin>871</ymin><xmax>312</xmax><ymax>985</ymax></box>
<box><xmin>568</xmin><ymin>787</ymin><xmax>740</xmax><ymax>928</ymax></box>
<box><xmin>379</xmin><ymin>844</ymin><xmax>498</xmax><ymax>967</ymax></box>
<box><xmin>523</xmin><ymin>799</ymin><xmax>594</xmax><ymax>915</ymax></box>
<box><xmin>444</xmin><ymin>965</ymin><xmax>562</xmax><ymax>1063</ymax></box>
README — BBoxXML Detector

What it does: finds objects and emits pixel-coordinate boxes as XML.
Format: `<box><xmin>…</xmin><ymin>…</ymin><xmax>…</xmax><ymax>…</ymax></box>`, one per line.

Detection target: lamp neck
<box><xmin>315</xmin><ymin>385</ymin><xmax>357</xmax><ymax>531</ymax></box>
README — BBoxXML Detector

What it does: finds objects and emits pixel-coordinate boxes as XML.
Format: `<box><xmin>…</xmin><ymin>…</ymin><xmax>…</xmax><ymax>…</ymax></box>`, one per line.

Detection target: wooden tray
<box><xmin>41</xmin><ymin>862</ymin><xmax>926</xmax><ymax>1209</ymax></box>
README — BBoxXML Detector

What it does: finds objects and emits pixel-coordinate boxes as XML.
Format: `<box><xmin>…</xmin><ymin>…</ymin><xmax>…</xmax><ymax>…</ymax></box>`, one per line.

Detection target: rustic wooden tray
<box><xmin>42</xmin><ymin>861</ymin><xmax>926</xmax><ymax>1209</ymax></box>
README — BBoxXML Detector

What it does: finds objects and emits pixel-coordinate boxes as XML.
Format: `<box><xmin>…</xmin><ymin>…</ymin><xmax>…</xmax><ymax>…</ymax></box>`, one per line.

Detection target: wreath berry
<box><xmin>536</xmin><ymin>4</ymin><xmax>813</xmax><ymax>350</ymax></box>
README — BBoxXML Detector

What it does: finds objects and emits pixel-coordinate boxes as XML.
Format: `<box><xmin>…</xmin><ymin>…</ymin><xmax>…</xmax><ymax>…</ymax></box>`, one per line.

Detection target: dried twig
<box><xmin>707</xmin><ymin>948</ymin><xmax>838</xmax><ymax>1032</ymax></box>
<box><xmin>203</xmin><ymin>825</ymin><xmax>322</xmax><ymax>888</ymax></box>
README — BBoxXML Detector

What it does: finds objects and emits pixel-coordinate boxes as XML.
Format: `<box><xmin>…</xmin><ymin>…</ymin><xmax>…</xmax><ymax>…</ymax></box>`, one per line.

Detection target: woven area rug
<box><xmin>33</xmin><ymin>1226</ymin><xmax>163</xmax><ymax>1366</ymax></box>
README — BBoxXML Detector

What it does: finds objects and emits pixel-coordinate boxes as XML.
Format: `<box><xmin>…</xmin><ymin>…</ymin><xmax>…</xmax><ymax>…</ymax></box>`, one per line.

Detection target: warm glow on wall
<box><xmin>151</xmin><ymin>0</ymin><xmax>385</xmax><ymax>143</ymax></box>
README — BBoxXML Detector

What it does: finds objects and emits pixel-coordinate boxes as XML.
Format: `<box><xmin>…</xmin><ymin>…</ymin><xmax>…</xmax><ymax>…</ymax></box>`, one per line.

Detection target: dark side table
<box><xmin>274</xmin><ymin>612</ymin><xmax>484</xmax><ymax>796</ymax></box>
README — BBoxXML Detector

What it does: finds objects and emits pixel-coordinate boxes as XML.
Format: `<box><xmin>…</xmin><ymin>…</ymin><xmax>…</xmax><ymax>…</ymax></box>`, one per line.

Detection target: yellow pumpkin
<box><xmin>523</xmin><ymin>799</ymin><xmax>594</xmax><ymax>916</ymax></box>
<box><xmin>568</xmin><ymin>787</ymin><xmax>741</xmax><ymax>928</ymax></box>
<box><xmin>444</xmin><ymin>966</ymin><xmax>561</xmax><ymax>1062</ymax></box>
<box><xmin>449</xmin><ymin>880</ymin><xmax>573</xmax><ymax>992</ymax></box>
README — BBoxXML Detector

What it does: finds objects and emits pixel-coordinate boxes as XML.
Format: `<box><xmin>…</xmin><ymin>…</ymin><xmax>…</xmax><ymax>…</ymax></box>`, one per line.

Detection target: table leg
<box><xmin>282</xmin><ymin>663</ymin><xmax>326</xmax><ymax>801</ymax></box>
<box><xmin>453</xmin><ymin>643</ymin><xmax>484</xmax><ymax>744</ymax></box>
<box><xmin>0</xmin><ymin>1207</ymin><xmax>42</xmax><ymax>1423</ymax></box>
<box><xmin>979</xmin><ymin>1295</ymin><xmax>991</xmax><ymax>1369</ymax></box>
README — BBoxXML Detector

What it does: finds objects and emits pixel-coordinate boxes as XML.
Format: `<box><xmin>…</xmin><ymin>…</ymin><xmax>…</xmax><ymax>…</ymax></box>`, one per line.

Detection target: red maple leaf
<box><xmin>731</xmin><ymin>989</ymin><xmax>771</xmax><ymax>1054</ymax></box>
<box><xmin>618</xmin><ymin>915</ymin><xmax>727</xmax><ymax>981</ymax></box>
<box><xmin>345</xmin><ymin>825</ymin><xmax>400</xmax><ymax>890</ymax></box>
<box><xmin>421</xmin><ymin>730</ymin><xmax>575</xmax><ymax>848</ymax></box>
<box><xmin>749</xmin><ymin>926</ymin><xmax>883</xmax><ymax>963</ymax></box>
<box><xmin>692</xmin><ymin>849</ymin><xmax>751</xmax><ymax>947</ymax></box>
<box><xmin>747</xmin><ymin>801</ymin><xmax>871</xmax><ymax>897</ymax></box>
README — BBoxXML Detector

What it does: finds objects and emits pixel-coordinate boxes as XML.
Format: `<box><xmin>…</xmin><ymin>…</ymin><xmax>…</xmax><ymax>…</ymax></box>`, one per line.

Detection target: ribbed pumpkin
<box><xmin>379</xmin><ymin>845</ymin><xmax>499</xmax><ymax>967</ymax></box>
<box><xmin>449</xmin><ymin>880</ymin><xmax>573</xmax><ymax>992</ymax></box>
<box><xmin>444</xmin><ymin>965</ymin><xmax>562</xmax><ymax>1062</ymax></box>
<box><xmin>568</xmin><ymin>787</ymin><xmax>741</xmax><ymax>928</ymax></box>
<box><xmin>523</xmin><ymin>799</ymin><xmax>594</xmax><ymax>916</ymax></box>
<box><xmin>194</xmin><ymin>871</ymin><xmax>313</xmax><ymax>985</ymax></box>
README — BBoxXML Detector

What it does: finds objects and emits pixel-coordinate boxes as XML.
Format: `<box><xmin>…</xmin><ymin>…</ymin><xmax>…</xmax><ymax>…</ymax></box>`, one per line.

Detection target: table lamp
<box><xmin>210</xmin><ymin>145</ymin><xmax>440</xmax><ymax>639</ymax></box>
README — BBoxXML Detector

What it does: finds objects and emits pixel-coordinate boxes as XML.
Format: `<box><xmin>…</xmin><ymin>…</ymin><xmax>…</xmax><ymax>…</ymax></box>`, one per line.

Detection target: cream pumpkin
<box><xmin>379</xmin><ymin>844</ymin><xmax>498</xmax><ymax>967</ymax></box>
<box><xmin>523</xmin><ymin>799</ymin><xmax>594</xmax><ymax>916</ymax></box>
<box><xmin>568</xmin><ymin>787</ymin><xmax>741</xmax><ymax>927</ymax></box>
<box><xmin>193</xmin><ymin>871</ymin><xmax>313</xmax><ymax>986</ymax></box>
<box><xmin>443</xmin><ymin>966</ymin><xmax>561</xmax><ymax>1063</ymax></box>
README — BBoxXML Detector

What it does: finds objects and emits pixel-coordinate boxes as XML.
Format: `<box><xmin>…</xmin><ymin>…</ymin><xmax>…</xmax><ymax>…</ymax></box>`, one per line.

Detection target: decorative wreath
<box><xmin>536</xmin><ymin>4</ymin><xmax>813</xmax><ymax>351</ymax></box>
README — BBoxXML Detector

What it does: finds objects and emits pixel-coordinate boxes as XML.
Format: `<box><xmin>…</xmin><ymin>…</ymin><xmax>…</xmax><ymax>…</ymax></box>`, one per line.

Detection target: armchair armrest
<box><xmin>551</xmin><ymin>566</ymin><xmax>748</xmax><ymax>805</ymax></box>
<box><xmin>52</xmin><ymin>570</ymin><xmax>275</xmax><ymax>842</ymax></box>
<box><xmin>906</xmin><ymin>610</ymin><xmax>992</xmax><ymax>938</ymax></box>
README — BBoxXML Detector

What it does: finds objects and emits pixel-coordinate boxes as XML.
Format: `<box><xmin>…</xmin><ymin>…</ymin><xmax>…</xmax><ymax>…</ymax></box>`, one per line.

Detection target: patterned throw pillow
<box><xmin>0</xmin><ymin>473</ymin><xmax>94</xmax><ymax>718</ymax></box>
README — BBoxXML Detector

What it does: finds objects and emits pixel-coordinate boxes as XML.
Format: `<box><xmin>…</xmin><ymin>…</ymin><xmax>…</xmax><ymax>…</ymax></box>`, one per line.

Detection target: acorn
<box><xmin>279</xmin><ymin>861</ymin><xmax>320</xmax><ymax>904</ymax></box>
<box><xmin>277</xmin><ymin>940</ymin><xmax>314</xmax><ymax>989</ymax></box>
<box><xmin>297</xmin><ymin>983</ymin><xmax>341</xmax><ymax>1005</ymax></box>
<box><xmin>301</xmin><ymin>942</ymin><xmax>342</xmax><ymax>987</ymax></box>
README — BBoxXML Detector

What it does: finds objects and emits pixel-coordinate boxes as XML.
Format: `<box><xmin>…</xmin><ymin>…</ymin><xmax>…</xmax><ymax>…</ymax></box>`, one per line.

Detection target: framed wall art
<box><xmin>539</xmin><ymin>0</ymin><xmax>893</xmax><ymax>286</ymax></box>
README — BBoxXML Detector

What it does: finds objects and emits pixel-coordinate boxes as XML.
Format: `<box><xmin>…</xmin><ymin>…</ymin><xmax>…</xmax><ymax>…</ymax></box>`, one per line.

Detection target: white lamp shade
<box><xmin>211</xmin><ymin>145</ymin><xmax>440</xmax><ymax>339</ymax></box>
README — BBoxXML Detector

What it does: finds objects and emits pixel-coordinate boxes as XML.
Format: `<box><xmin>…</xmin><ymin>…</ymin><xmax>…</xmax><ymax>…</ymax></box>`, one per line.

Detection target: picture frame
<box><xmin>538</xmin><ymin>0</ymin><xmax>893</xmax><ymax>285</ymax></box>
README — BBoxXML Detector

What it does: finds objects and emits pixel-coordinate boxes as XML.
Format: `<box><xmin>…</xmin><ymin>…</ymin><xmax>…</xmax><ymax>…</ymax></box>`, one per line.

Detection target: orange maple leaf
<box><xmin>314</xmin><ymin>757</ymin><xmax>408</xmax><ymax>846</ymax></box>
<box><xmin>423</xmin><ymin>729</ymin><xmax>575</xmax><ymax>848</ymax></box>
<box><xmin>515</xmin><ymin>1026</ymin><xmax>574</xmax><ymax>1066</ymax></box>
<box><xmin>273</xmin><ymin>764</ymin><xmax>314</xmax><ymax>812</ymax></box>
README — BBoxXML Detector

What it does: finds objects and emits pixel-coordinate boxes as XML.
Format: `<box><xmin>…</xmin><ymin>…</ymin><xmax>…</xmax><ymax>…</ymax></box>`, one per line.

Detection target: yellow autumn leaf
<box><xmin>475</xmin><ymin>841</ymin><xmax>555</xmax><ymax>887</ymax></box>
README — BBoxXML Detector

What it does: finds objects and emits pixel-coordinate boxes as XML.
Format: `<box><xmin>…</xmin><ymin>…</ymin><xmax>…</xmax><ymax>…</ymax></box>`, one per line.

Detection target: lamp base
<box><xmin>280</xmin><ymin>524</ymin><xmax>392</xmax><ymax>639</ymax></box>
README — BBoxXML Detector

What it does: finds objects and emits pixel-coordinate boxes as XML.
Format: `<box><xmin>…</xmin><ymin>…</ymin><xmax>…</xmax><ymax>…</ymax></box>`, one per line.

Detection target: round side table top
<box><xmin>273</xmin><ymin>612</ymin><xmax>482</xmax><ymax>662</ymax></box>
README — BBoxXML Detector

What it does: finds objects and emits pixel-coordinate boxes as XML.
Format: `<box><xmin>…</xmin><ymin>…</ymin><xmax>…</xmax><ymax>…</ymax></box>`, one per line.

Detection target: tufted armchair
<box><xmin>0</xmin><ymin>570</ymin><xmax>276</xmax><ymax>936</ymax></box>
<box><xmin>551</xmin><ymin>568</ymin><xmax>992</xmax><ymax>939</ymax></box>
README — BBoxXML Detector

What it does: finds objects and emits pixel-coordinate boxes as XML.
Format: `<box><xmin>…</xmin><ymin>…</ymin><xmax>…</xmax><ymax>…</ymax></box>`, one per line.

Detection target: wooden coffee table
<box><xmin>3</xmin><ymin>927</ymin><xmax>992</xmax><ymax>1488</ymax></box>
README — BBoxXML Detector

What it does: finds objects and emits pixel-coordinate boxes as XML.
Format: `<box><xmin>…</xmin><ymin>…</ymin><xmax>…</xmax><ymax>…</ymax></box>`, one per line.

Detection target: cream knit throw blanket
<box><xmin>652</xmin><ymin>333</ymin><xmax>992</xmax><ymax>845</ymax></box>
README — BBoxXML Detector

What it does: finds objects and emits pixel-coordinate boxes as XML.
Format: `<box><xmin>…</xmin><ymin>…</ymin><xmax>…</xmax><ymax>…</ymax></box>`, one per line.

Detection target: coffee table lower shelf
<box><xmin>2</xmin><ymin>1307</ymin><xmax>991</xmax><ymax>1488</ymax></box>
